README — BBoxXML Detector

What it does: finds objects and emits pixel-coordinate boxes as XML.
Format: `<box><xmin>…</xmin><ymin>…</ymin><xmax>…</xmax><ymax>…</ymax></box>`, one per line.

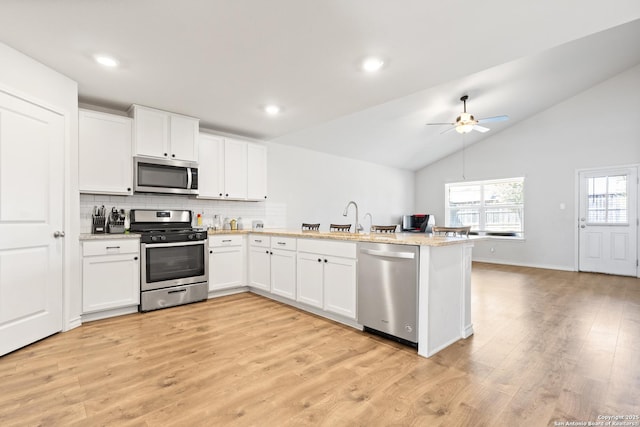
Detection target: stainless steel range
<box><xmin>130</xmin><ymin>209</ymin><xmax>208</xmax><ymax>312</ymax></box>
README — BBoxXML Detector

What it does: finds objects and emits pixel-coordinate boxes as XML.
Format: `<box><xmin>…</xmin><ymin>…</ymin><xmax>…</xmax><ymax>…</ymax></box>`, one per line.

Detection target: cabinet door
<box><xmin>296</xmin><ymin>253</ymin><xmax>324</xmax><ymax>308</ymax></box>
<box><xmin>271</xmin><ymin>249</ymin><xmax>296</xmax><ymax>300</ymax></box>
<box><xmin>224</xmin><ymin>138</ymin><xmax>248</xmax><ymax>199</ymax></box>
<box><xmin>209</xmin><ymin>247</ymin><xmax>244</xmax><ymax>290</ymax></box>
<box><xmin>82</xmin><ymin>254</ymin><xmax>140</xmax><ymax>313</ymax></box>
<box><xmin>133</xmin><ymin>106</ymin><xmax>169</xmax><ymax>158</ymax></box>
<box><xmin>323</xmin><ymin>256</ymin><xmax>357</xmax><ymax>319</ymax></box>
<box><xmin>249</xmin><ymin>246</ymin><xmax>271</xmax><ymax>291</ymax></box>
<box><xmin>198</xmin><ymin>133</ymin><xmax>225</xmax><ymax>199</ymax></box>
<box><xmin>247</xmin><ymin>143</ymin><xmax>267</xmax><ymax>201</ymax></box>
<box><xmin>79</xmin><ymin>110</ymin><xmax>133</xmax><ymax>195</ymax></box>
<box><xmin>170</xmin><ymin>115</ymin><xmax>199</xmax><ymax>161</ymax></box>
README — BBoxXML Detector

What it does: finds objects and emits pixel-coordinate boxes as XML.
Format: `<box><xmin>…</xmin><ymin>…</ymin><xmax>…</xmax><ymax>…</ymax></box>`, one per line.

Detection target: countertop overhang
<box><xmin>209</xmin><ymin>229</ymin><xmax>483</xmax><ymax>247</ymax></box>
<box><xmin>80</xmin><ymin>229</ymin><xmax>484</xmax><ymax>247</ymax></box>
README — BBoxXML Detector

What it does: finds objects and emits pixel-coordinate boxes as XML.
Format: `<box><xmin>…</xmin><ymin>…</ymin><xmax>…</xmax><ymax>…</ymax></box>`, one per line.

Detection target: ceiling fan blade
<box><xmin>426</xmin><ymin>122</ymin><xmax>455</xmax><ymax>126</ymax></box>
<box><xmin>477</xmin><ymin>115</ymin><xmax>509</xmax><ymax>124</ymax></box>
<box><xmin>473</xmin><ymin>125</ymin><xmax>490</xmax><ymax>133</ymax></box>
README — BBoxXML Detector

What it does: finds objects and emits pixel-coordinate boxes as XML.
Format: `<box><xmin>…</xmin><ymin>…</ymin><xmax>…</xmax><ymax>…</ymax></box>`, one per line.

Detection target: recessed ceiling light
<box><xmin>264</xmin><ymin>105</ymin><xmax>281</xmax><ymax>115</ymax></box>
<box><xmin>94</xmin><ymin>55</ymin><xmax>119</xmax><ymax>67</ymax></box>
<box><xmin>362</xmin><ymin>57</ymin><xmax>384</xmax><ymax>72</ymax></box>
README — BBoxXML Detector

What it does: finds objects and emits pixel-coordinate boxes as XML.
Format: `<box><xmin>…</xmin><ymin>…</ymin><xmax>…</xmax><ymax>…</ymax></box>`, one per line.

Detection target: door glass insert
<box><xmin>586</xmin><ymin>174</ymin><xmax>628</xmax><ymax>224</ymax></box>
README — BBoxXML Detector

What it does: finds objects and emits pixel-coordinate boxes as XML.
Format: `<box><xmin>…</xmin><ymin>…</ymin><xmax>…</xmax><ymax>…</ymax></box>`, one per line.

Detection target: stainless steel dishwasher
<box><xmin>357</xmin><ymin>242</ymin><xmax>419</xmax><ymax>346</ymax></box>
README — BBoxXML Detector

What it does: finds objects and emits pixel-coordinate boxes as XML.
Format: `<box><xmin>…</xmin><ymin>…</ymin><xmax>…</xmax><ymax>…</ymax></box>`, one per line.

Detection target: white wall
<box><xmin>415</xmin><ymin>64</ymin><xmax>640</xmax><ymax>270</ymax></box>
<box><xmin>0</xmin><ymin>42</ymin><xmax>80</xmax><ymax>329</ymax></box>
<box><xmin>266</xmin><ymin>142</ymin><xmax>415</xmax><ymax>231</ymax></box>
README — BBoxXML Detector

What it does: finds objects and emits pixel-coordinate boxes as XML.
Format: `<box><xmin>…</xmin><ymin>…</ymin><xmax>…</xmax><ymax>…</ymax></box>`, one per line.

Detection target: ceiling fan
<box><xmin>426</xmin><ymin>95</ymin><xmax>509</xmax><ymax>134</ymax></box>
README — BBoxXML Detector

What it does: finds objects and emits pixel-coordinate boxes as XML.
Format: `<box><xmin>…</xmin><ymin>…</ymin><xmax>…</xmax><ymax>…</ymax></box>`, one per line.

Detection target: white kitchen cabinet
<box><xmin>270</xmin><ymin>237</ymin><xmax>296</xmax><ymax>300</ymax></box>
<box><xmin>249</xmin><ymin>235</ymin><xmax>271</xmax><ymax>291</ymax></box>
<box><xmin>247</xmin><ymin>143</ymin><xmax>268</xmax><ymax>201</ymax></box>
<box><xmin>82</xmin><ymin>239</ymin><xmax>140</xmax><ymax>314</ymax></box>
<box><xmin>197</xmin><ymin>133</ymin><xmax>225</xmax><ymax>199</ymax></box>
<box><xmin>130</xmin><ymin>104</ymin><xmax>199</xmax><ymax>162</ymax></box>
<box><xmin>297</xmin><ymin>253</ymin><xmax>325</xmax><ymax>308</ymax></box>
<box><xmin>198</xmin><ymin>135</ymin><xmax>268</xmax><ymax>201</ymax></box>
<box><xmin>209</xmin><ymin>235</ymin><xmax>245</xmax><ymax>291</ymax></box>
<box><xmin>79</xmin><ymin>109</ymin><xmax>133</xmax><ymax>195</ymax></box>
<box><xmin>224</xmin><ymin>138</ymin><xmax>248</xmax><ymax>199</ymax></box>
<box><xmin>323</xmin><ymin>256</ymin><xmax>357</xmax><ymax>319</ymax></box>
<box><xmin>296</xmin><ymin>239</ymin><xmax>357</xmax><ymax>319</ymax></box>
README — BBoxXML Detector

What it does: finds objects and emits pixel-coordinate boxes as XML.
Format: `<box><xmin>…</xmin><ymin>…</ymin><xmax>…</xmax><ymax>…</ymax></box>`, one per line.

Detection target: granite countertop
<box><xmin>79</xmin><ymin>233</ymin><xmax>141</xmax><ymax>241</ymax></box>
<box><xmin>208</xmin><ymin>229</ymin><xmax>482</xmax><ymax>247</ymax></box>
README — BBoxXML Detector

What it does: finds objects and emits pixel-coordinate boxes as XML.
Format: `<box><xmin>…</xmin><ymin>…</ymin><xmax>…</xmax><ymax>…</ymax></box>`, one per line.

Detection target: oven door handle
<box><xmin>142</xmin><ymin>240</ymin><xmax>206</xmax><ymax>249</ymax></box>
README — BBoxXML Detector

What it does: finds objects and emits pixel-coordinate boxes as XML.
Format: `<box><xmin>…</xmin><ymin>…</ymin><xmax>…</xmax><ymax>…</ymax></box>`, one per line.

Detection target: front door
<box><xmin>0</xmin><ymin>89</ymin><xmax>65</xmax><ymax>356</ymax></box>
<box><xmin>578</xmin><ymin>167</ymin><xmax>638</xmax><ymax>276</ymax></box>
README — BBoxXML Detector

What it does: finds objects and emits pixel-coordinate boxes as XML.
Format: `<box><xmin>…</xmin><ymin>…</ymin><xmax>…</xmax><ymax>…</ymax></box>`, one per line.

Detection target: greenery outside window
<box><xmin>445</xmin><ymin>177</ymin><xmax>524</xmax><ymax>237</ymax></box>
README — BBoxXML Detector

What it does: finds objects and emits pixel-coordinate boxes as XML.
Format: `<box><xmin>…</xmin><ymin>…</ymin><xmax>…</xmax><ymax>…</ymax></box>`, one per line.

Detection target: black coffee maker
<box><xmin>401</xmin><ymin>214</ymin><xmax>435</xmax><ymax>233</ymax></box>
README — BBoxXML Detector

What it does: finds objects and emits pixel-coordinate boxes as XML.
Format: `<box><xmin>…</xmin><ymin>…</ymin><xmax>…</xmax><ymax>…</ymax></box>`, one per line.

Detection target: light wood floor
<box><xmin>1</xmin><ymin>263</ymin><xmax>639</xmax><ymax>426</ymax></box>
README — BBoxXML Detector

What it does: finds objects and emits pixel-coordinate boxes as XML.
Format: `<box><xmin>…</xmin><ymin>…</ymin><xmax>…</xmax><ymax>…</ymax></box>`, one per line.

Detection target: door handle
<box><xmin>580</xmin><ymin>225</ymin><xmax>586</xmax><ymax>228</ymax></box>
<box><xmin>53</xmin><ymin>231</ymin><xmax>65</xmax><ymax>238</ymax></box>
<box><xmin>360</xmin><ymin>248</ymin><xmax>415</xmax><ymax>259</ymax></box>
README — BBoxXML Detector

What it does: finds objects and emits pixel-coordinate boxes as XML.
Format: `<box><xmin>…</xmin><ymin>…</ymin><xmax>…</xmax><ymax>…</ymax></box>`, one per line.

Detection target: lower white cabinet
<box><xmin>82</xmin><ymin>239</ymin><xmax>140</xmax><ymax>313</ymax></box>
<box><xmin>249</xmin><ymin>235</ymin><xmax>296</xmax><ymax>300</ymax></box>
<box><xmin>209</xmin><ymin>235</ymin><xmax>245</xmax><ymax>291</ymax></box>
<box><xmin>296</xmin><ymin>239</ymin><xmax>357</xmax><ymax>319</ymax></box>
<box><xmin>249</xmin><ymin>235</ymin><xmax>271</xmax><ymax>291</ymax></box>
<box><xmin>323</xmin><ymin>256</ymin><xmax>357</xmax><ymax>319</ymax></box>
<box><xmin>270</xmin><ymin>238</ymin><xmax>296</xmax><ymax>300</ymax></box>
<box><xmin>297</xmin><ymin>252</ymin><xmax>325</xmax><ymax>308</ymax></box>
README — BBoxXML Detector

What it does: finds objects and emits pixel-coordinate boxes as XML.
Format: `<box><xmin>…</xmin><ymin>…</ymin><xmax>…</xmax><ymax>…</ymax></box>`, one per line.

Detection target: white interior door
<box><xmin>0</xmin><ymin>90</ymin><xmax>65</xmax><ymax>356</ymax></box>
<box><xmin>578</xmin><ymin>167</ymin><xmax>638</xmax><ymax>276</ymax></box>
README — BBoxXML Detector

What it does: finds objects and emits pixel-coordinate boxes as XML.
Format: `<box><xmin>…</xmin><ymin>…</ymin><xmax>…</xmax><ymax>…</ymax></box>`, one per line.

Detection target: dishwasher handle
<box><xmin>360</xmin><ymin>248</ymin><xmax>415</xmax><ymax>259</ymax></box>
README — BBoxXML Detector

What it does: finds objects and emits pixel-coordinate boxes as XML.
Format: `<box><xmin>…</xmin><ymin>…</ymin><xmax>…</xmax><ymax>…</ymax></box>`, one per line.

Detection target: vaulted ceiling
<box><xmin>1</xmin><ymin>1</ymin><xmax>639</xmax><ymax>170</ymax></box>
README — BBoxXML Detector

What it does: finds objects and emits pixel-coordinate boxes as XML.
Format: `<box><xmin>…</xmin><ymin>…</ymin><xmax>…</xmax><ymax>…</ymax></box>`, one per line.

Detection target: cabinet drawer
<box><xmin>209</xmin><ymin>235</ymin><xmax>244</xmax><ymax>247</ymax></box>
<box><xmin>249</xmin><ymin>234</ymin><xmax>270</xmax><ymax>248</ymax></box>
<box><xmin>83</xmin><ymin>239</ymin><xmax>139</xmax><ymax>256</ymax></box>
<box><xmin>271</xmin><ymin>237</ymin><xmax>296</xmax><ymax>251</ymax></box>
<box><xmin>297</xmin><ymin>239</ymin><xmax>356</xmax><ymax>258</ymax></box>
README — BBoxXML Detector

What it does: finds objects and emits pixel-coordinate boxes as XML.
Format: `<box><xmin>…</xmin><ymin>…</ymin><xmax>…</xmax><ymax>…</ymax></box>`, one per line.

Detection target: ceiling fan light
<box><xmin>456</xmin><ymin>123</ymin><xmax>474</xmax><ymax>134</ymax></box>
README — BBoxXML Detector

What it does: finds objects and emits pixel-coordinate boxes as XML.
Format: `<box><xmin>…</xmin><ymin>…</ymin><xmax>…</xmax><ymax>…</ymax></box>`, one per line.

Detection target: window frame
<box><xmin>445</xmin><ymin>177</ymin><xmax>525</xmax><ymax>238</ymax></box>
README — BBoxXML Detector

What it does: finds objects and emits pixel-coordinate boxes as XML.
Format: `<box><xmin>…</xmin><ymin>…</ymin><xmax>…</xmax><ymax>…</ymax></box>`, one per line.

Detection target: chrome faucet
<box><xmin>343</xmin><ymin>201</ymin><xmax>363</xmax><ymax>233</ymax></box>
<box><xmin>362</xmin><ymin>212</ymin><xmax>373</xmax><ymax>233</ymax></box>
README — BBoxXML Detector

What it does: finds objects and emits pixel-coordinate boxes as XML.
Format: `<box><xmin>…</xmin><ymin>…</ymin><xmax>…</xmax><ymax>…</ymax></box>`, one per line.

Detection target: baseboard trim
<box><xmin>472</xmin><ymin>258</ymin><xmax>575</xmax><ymax>272</ymax></box>
<box><xmin>64</xmin><ymin>316</ymin><xmax>82</xmax><ymax>331</ymax></box>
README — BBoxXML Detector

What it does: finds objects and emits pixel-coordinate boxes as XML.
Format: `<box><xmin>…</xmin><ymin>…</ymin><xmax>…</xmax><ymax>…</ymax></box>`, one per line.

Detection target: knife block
<box><xmin>91</xmin><ymin>215</ymin><xmax>106</xmax><ymax>234</ymax></box>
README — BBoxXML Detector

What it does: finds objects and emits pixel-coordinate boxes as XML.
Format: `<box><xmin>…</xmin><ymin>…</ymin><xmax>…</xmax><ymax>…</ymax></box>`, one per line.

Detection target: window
<box><xmin>586</xmin><ymin>174</ymin><xmax>628</xmax><ymax>224</ymax></box>
<box><xmin>445</xmin><ymin>177</ymin><xmax>524</xmax><ymax>236</ymax></box>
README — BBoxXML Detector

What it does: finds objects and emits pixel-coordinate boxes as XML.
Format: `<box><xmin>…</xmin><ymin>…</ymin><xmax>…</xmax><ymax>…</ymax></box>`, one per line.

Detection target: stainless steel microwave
<box><xmin>134</xmin><ymin>156</ymin><xmax>199</xmax><ymax>195</ymax></box>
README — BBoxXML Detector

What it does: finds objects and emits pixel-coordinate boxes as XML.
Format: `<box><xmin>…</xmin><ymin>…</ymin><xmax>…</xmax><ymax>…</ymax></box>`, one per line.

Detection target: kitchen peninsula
<box><xmin>211</xmin><ymin>229</ymin><xmax>477</xmax><ymax>358</ymax></box>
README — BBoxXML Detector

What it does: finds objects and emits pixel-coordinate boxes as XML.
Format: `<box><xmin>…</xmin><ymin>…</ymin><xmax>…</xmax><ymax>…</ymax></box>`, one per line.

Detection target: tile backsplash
<box><xmin>80</xmin><ymin>193</ymin><xmax>286</xmax><ymax>233</ymax></box>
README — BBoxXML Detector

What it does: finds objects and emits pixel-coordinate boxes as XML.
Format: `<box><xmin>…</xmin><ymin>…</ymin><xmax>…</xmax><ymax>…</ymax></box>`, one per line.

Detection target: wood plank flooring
<box><xmin>1</xmin><ymin>263</ymin><xmax>639</xmax><ymax>426</ymax></box>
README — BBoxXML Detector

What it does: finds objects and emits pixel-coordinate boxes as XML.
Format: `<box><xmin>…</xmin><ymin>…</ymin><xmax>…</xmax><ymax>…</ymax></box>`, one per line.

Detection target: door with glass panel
<box><xmin>578</xmin><ymin>167</ymin><xmax>638</xmax><ymax>276</ymax></box>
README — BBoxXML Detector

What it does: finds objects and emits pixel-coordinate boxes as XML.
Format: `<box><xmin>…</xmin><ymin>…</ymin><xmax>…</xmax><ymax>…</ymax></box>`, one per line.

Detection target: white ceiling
<box><xmin>1</xmin><ymin>1</ymin><xmax>639</xmax><ymax>170</ymax></box>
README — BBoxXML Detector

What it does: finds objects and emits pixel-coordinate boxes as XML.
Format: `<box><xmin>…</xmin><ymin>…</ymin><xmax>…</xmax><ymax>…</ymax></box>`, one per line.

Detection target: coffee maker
<box><xmin>401</xmin><ymin>214</ymin><xmax>435</xmax><ymax>233</ymax></box>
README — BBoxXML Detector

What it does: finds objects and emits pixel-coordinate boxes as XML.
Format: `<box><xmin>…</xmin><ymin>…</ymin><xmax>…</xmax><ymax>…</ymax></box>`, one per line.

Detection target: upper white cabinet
<box><xmin>198</xmin><ymin>133</ymin><xmax>225</xmax><ymax>199</ymax></box>
<box><xmin>198</xmin><ymin>133</ymin><xmax>268</xmax><ymax>201</ymax></box>
<box><xmin>79</xmin><ymin>109</ymin><xmax>133</xmax><ymax>195</ymax></box>
<box><xmin>224</xmin><ymin>138</ymin><xmax>248</xmax><ymax>199</ymax></box>
<box><xmin>130</xmin><ymin>104</ymin><xmax>199</xmax><ymax>162</ymax></box>
<box><xmin>247</xmin><ymin>143</ymin><xmax>268</xmax><ymax>200</ymax></box>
